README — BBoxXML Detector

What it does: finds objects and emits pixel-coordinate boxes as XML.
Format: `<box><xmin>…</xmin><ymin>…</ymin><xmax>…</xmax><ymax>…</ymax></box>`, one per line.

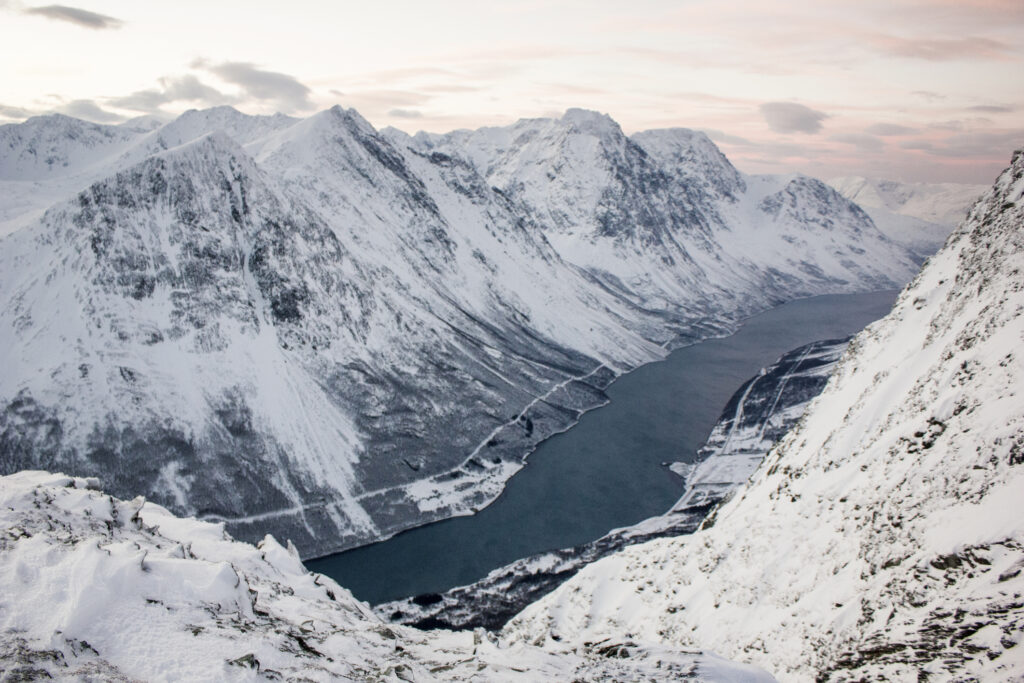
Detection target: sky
<box><xmin>1</xmin><ymin>0</ymin><xmax>1022</xmax><ymax>183</ymax></box>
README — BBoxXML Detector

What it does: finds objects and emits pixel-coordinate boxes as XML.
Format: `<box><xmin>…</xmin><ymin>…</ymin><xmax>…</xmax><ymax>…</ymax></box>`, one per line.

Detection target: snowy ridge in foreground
<box><xmin>504</xmin><ymin>153</ymin><xmax>1024</xmax><ymax>680</ymax></box>
<box><xmin>0</xmin><ymin>471</ymin><xmax>774</xmax><ymax>682</ymax></box>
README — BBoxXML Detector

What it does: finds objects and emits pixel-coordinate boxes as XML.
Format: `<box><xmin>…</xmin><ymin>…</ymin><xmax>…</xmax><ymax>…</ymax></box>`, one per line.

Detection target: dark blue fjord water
<box><xmin>307</xmin><ymin>291</ymin><xmax>899</xmax><ymax>604</ymax></box>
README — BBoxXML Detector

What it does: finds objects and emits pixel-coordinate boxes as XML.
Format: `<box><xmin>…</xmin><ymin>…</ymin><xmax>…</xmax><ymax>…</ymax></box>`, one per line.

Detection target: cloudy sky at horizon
<box><xmin>1</xmin><ymin>0</ymin><xmax>1022</xmax><ymax>183</ymax></box>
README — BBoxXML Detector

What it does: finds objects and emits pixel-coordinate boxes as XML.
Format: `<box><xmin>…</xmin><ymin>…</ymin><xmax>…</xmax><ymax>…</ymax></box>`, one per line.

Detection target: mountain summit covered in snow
<box><xmin>0</xmin><ymin>106</ymin><xmax>918</xmax><ymax>557</ymax></box>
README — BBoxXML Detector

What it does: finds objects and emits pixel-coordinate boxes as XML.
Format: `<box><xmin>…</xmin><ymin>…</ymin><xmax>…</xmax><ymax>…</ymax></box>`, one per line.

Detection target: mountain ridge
<box><xmin>1</xmin><ymin>106</ymin><xmax>919</xmax><ymax>557</ymax></box>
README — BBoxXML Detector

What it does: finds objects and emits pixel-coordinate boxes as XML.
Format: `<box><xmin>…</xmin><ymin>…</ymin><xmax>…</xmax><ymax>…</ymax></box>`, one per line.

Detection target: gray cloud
<box><xmin>924</xmin><ymin>130</ymin><xmax>1024</xmax><ymax>159</ymax></box>
<box><xmin>195</xmin><ymin>60</ymin><xmax>313</xmax><ymax>112</ymax></box>
<box><xmin>968</xmin><ymin>104</ymin><xmax>1014</xmax><ymax>113</ymax></box>
<box><xmin>1</xmin><ymin>98</ymin><xmax>123</xmax><ymax>124</ymax></box>
<box><xmin>0</xmin><ymin>102</ymin><xmax>36</xmax><ymax>119</ymax></box>
<box><xmin>900</xmin><ymin>140</ymin><xmax>934</xmax><ymax>150</ymax></box>
<box><xmin>870</xmin><ymin>35</ymin><xmax>1014</xmax><ymax>61</ymax></box>
<box><xmin>912</xmin><ymin>90</ymin><xmax>946</xmax><ymax>102</ymax></box>
<box><xmin>865</xmin><ymin>123</ymin><xmax>919</xmax><ymax>136</ymax></box>
<box><xmin>23</xmin><ymin>4</ymin><xmax>122</xmax><ymax>29</ymax></box>
<box><xmin>59</xmin><ymin>99</ymin><xmax>123</xmax><ymax>122</ymax></box>
<box><xmin>332</xmin><ymin>90</ymin><xmax>432</xmax><ymax>118</ymax></box>
<box><xmin>930</xmin><ymin>118</ymin><xmax>994</xmax><ymax>131</ymax></box>
<box><xmin>830</xmin><ymin>132</ymin><xmax>885</xmax><ymax>152</ymax></box>
<box><xmin>387</xmin><ymin>108</ymin><xmax>423</xmax><ymax>119</ymax></box>
<box><xmin>109</xmin><ymin>75</ymin><xmax>235</xmax><ymax>113</ymax></box>
<box><xmin>759</xmin><ymin>102</ymin><xmax>828</xmax><ymax>134</ymax></box>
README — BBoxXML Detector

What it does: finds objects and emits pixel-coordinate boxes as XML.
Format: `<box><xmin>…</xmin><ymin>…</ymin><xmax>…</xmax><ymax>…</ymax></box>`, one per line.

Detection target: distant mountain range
<box><xmin>0</xmin><ymin>106</ymin><xmax>924</xmax><ymax>557</ymax></box>
<box><xmin>828</xmin><ymin>175</ymin><xmax>984</xmax><ymax>262</ymax></box>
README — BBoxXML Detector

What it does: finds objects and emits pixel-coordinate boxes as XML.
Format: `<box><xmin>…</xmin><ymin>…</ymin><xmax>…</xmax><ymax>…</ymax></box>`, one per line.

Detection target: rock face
<box><xmin>0</xmin><ymin>106</ymin><xmax>918</xmax><ymax>557</ymax></box>
<box><xmin>504</xmin><ymin>152</ymin><xmax>1024</xmax><ymax>681</ymax></box>
<box><xmin>378</xmin><ymin>338</ymin><xmax>851</xmax><ymax>631</ymax></box>
<box><xmin>0</xmin><ymin>470</ymin><xmax>775</xmax><ymax>682</ymax></box>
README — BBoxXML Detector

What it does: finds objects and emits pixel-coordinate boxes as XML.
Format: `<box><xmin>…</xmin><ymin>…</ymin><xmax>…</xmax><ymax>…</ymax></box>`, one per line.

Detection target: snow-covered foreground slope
<box><xmin>0</xmin><ymin>471</ymin><xmax>775</xmax><ymax>682</ymax></box>
<box><xmin>828</xmin><ymin>176</ymin><xmax>985</xmax><ymax>261</ymax></box>
<box><xmin>0</xmin><ymin>106</ymin><xmax>917</xmax><ymax>557</ymax></box>
<box><xmin>505</xmin><ymin>152</ymin><xmax>1024</xmax><ymax>681</ymax></box>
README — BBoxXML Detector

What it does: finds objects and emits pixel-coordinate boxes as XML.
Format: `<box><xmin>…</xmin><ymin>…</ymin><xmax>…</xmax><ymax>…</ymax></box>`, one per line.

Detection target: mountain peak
<box><xmin>559</xmin><ymin>108</ymin><xmax>622</xmax><ymax>137</ymax></box>
<box><xmin>180</xmin><ymin>104</ymin><xmax>244</xmax><ymax>118</ymax></box>
<box><xmin>632</xmin><ymin>127</ymin><xmax>746</xmax><ymax>199</ymax></box>
<box><xmin>324</xmin><ymin>104</ymin><xmax>375</xmax><ymax>133</ymax></box>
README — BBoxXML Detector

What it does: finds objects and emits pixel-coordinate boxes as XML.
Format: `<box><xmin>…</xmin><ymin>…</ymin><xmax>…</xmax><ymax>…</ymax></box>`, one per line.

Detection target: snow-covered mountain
<box><xmin>414</xmin><ymin>112</ymin><xmax>911</xmax><ymax>313</ymax></box>
<box><xmin>1</xmin><ymin>151</ymin><xmax>1018</xmax><ymax>683</ymax></box>
<box><xmin>0</xmin><ymin>106</ymin><xmax>918</xmax><ymax>558</ymax></box>
<box><xmin>505</xmin><ymin>152</ymin><xmax>1024</xmax><ymax>681</ymax></box>
<box><xmin>379</xmin><ymin>338</ymin><xmax>851</xmax><ymax>632</ymax></box>
<box><xmin>0</xmin><ymin>470</ymin><xmax>774</xmax><ymax>681</ymax></box>
<box><xmin>828</xmin><ymin>176</ymin><xmax>985</xmax><ymax>261</ymax></box>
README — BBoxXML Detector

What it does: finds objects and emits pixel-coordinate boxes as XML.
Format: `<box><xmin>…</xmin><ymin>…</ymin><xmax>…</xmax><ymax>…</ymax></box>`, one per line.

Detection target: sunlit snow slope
<box><xmin>505</xmin><ymin>152</ymin><xmax>1024</xmax><ymax>681</ymax></box>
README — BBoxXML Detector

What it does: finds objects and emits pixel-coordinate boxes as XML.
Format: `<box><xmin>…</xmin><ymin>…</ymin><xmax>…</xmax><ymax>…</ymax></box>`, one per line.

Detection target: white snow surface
<box><xmin>0</xmin><ymin>470</ymin><xmax>775</xmax><ymax>682</ymax></box>
<box><xmin>504</xmin><ymin>152</ymin><xmax>1024</xmax><ymax>681</ymax></box>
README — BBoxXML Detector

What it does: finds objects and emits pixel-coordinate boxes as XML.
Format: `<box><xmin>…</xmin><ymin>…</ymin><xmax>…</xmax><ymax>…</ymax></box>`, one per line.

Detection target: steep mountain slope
<box><xmin>0</xmin><ymin>470</ymin><xmax>775</xmax><ymax>682</ymax></box>
<box><xmin>0</xmin><ymin>106</ymin><xmax>919</xmax><ymax>557</ymax></box>
<box><xmin>828</xmin><ymin>176</ymin><xmax>985</xmax><ymax>261</ymax></box>
<box><xmin>505</xmin><ymin>152</ymin><xmax>1024</xmax><ymax>680</ymax></box>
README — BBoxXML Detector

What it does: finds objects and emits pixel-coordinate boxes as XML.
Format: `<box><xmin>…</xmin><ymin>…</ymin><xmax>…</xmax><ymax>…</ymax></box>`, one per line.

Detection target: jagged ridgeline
<box><xmin>0</xmin><ymin>106</ymin><xmax>919</xmax><ymax>556</ymax></box>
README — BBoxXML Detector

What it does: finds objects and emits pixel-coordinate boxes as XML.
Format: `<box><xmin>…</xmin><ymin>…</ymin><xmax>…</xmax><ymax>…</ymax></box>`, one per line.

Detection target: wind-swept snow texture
<box><xmin>828</xmin><ymin>176</ymin><xmax>984</xmax><ymax>262</ymax></box>
<box><xmin>505</xmin><ymin>152</ymin><xmax>1024</xmax><ymax>681</ymax></box>
<box><xmin>0</xmin><ymin>471</ymin><xmax>777</xmax><ymax>682</ymax></box>
<box><xmin>379</xmin><ymin>338</ymin><xmax>850</xmax><ymax>631</ymax></box>
<box><xmin>0</xmin><ymin>106</ymin><xmax>918</xmax><ymax>557</ymax></box>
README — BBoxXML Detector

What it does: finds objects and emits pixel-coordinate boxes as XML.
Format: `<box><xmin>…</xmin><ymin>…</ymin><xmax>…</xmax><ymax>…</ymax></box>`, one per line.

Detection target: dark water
<box><xmin>307</xmin><ymin>290</ymin><xmax>899</xmax><ymax>604</ymax></box>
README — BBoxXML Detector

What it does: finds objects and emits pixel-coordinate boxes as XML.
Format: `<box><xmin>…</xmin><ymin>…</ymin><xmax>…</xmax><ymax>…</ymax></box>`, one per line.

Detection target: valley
<box><xmin>308</xmin><ymin>290</ymin><xmax>896</xmax><ymax>607</ymax></box>
<box><xmin>0</xmin><ymin>107</ymin><xmax>929</xmax><ymax>558</ymax></box>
